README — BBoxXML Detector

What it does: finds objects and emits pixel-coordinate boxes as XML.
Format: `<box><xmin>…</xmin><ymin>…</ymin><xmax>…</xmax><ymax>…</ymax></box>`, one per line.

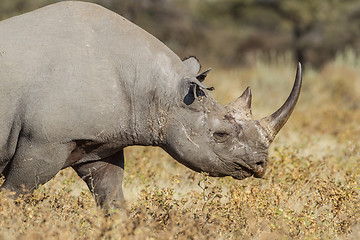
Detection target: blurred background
<box><xmin>1</xmin><ymin>0</ymin><xmax>360</xmax><ymax>68</ymax></box>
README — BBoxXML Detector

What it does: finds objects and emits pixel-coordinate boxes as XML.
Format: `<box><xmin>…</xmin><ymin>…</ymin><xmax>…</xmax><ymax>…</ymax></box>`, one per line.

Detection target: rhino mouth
<box><xmin>232</xmin><ymin>161</ymin><xmax>266</xmax><ymax>179</ymax></box>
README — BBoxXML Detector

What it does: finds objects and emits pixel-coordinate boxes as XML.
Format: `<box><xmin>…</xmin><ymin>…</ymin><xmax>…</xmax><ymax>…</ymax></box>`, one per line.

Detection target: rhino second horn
<box><xmin>260</xmin><ymin>63</ymin><xmax>302</xmax><ymax>142</ymax></box>
<box><xmin>226</xmin><ymin>86</ymin><xmax>252</xmax><ymax>120</ymax></box>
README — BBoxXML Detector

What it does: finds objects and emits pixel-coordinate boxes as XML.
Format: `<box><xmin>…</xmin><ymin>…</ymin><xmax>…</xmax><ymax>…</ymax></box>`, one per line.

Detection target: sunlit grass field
<box><xmin>1</xmin><ymin>52</ymin><xmax>359</xmax><ymax>239</ymax></box>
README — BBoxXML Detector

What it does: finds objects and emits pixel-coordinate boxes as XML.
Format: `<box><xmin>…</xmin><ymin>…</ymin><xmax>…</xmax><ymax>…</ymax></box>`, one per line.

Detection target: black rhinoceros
<box><xmin>0</xmin><ymin>1</ymin><xmax>302</xmax><ymax>208</ymax></box>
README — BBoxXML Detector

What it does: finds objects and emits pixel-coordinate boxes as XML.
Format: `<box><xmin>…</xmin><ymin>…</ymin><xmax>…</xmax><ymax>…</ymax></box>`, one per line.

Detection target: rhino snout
<box><xmin>252</xmin><ymin>159</ymin><xmax>267</xmax><ymax>178</ymax></box>
<box><xmin>233</xmin><ymin>157</ymin><xmax>267</xmax><ymax>179</ymax></box>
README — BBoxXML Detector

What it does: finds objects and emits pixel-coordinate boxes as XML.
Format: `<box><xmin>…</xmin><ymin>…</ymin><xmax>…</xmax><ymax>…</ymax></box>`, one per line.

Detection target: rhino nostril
<box><xmin>256</xmin><ymin>161</ymin><xmax>264</xmax><ymax>167</ymax></box>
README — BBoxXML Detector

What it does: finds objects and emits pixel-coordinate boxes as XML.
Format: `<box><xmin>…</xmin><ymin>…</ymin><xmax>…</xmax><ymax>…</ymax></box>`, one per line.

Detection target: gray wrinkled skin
<box><xmin>0</xmin><ymin>2</ymin><xmax>302</xmax><ymax>208</ymax></box>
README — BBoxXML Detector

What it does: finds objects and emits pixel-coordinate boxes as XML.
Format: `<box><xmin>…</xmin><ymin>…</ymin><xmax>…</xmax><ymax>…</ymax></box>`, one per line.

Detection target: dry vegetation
<box><xmin>1</xmin><ymin>52</ymin><xmax>360</xmax><ymax>239</ymax></box>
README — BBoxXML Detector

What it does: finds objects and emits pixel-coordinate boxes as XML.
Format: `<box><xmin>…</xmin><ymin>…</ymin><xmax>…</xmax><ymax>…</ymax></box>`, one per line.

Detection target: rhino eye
<box><xmin>213</xmin><ymin>131</ymin><xmax>230</xmax><ymax>142</ymax></box>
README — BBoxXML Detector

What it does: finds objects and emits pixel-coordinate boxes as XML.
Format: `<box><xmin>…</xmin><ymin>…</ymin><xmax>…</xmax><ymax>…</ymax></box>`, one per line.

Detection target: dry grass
<box><xmin>1</xmin><ymin>51</ymin><xmax>360</xmax><ymax>239</ymax></box>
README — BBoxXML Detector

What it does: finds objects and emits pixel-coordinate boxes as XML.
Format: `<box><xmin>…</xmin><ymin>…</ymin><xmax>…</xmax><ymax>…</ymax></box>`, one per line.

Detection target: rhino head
<box><xmin>163</xmin><ymin>57</ymin><xmax>302</xmax><ymax>180</ymax></box>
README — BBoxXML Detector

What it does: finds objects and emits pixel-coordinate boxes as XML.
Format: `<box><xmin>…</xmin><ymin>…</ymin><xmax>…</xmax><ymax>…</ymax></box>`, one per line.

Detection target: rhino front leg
<box><xmin>72</xmin><ymin>149</ymin><xmax>125</xmax><ymax>209</ymax></box>
<box><xmin>1</xmin><ymin>138</ymin><xmax>73</xmax><ymax>195</ymax></box>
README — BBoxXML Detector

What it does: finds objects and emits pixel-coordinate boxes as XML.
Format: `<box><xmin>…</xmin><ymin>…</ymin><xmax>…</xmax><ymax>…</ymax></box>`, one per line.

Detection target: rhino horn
<box><xmin>226</xmin><ymin>86</ymin><xmax>252</xmax><ymax>120</ymax></box>
<box><xmin>260</xmin><ymin>63</ymin><xmax>302</xmax><ymax>142</ymax></box>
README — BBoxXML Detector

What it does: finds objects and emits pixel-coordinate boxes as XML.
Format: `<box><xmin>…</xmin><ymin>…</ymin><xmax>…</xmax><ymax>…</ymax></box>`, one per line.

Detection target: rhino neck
<box><xmin>122</xmin><ymin>59</ymin><xmax>185</xmax><ymax>147</ymax></box>
<box><xmin>126</xmin><ymin>98</ymin><xmax>168</xmax><ymax>147</ymax></box>
<box><xmin>108</xmin><ymin>35</ymin><xmax>188</xmax><ymax>147</ymax></box>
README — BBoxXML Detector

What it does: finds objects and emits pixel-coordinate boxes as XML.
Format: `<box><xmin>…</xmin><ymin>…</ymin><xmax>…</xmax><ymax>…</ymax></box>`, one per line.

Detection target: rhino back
<box><xmin>0</xmin><ymin>1</ymin><xmax>187</xmax><ymax>144</ymax></box>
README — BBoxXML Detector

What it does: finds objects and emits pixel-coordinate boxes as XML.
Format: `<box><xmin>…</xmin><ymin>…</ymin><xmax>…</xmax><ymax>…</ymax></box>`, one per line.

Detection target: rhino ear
<box><xmin>183</xmin><ymin>78</ymin><xmax>215</xmax><ymax>105</ymax></box>
<box><xmin>190</xmin><ymin>78</ymin><xmax>215</xmax><ymax>92</ymax></box>
<box><xmin>196</xmin><ymin>68</ymin><xmax>211</xmax><ymax>82</ymax></box>
<box><xmin>183</xmin><ymin>56</ymin><xmax>201</xmax><ymax>75</ymax></box>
